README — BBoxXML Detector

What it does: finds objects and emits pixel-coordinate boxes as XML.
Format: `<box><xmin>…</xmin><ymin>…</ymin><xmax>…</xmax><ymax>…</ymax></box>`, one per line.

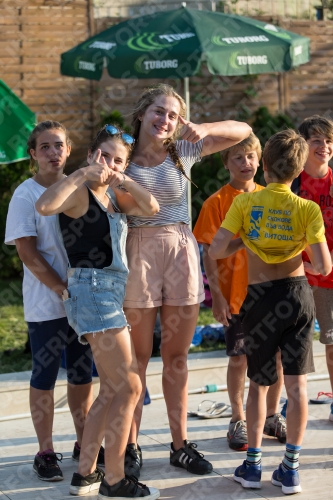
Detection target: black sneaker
<box><xmin>33</xmin><ymin>449</ymin><xmax>63</xmax><ymax>481</ymax></box>
<box><xmin>170</xmin><ymin>440</ymin><xmax>213</xmax><ymax>475</ymax></box>
<box><xmin>98</xmin><ymin>476</ymin><xmax>160</xmax><ymax>499</ymax></box>
<box><xmin>124</xmin><ymin>444</ymin><xmax>142</xmax><ymax>479</ymax></box>
<box><xmin>69</xmin><ymin>467</ymin><xmax>105</xmax><ymax>496</ymax></box>
<box><xmin>72</xmin><ymin>441</ymin><xmax>105</xmax><ymax>467</ymax></box>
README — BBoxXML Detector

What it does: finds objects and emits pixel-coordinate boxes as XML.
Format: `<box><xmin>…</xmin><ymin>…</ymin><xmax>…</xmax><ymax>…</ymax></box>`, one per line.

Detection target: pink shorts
<box><xmin>123</xmin><ymin>224</ymin><xmax>205</xmax><ymax>308</ymax></box>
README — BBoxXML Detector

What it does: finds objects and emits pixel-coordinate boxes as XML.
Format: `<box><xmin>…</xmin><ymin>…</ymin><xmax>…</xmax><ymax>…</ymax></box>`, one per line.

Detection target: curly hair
<box><xmin>130</xmin><ymin>84</ymin><xmax>196</xmax><ymax>185</ymax></box>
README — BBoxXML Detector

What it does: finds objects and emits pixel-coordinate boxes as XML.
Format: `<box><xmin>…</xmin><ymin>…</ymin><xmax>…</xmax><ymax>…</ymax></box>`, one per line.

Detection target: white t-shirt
<box><xmin>5</xmin><ymin>178</ymin><xmax>68</xmax><ymax>322</ymax></box>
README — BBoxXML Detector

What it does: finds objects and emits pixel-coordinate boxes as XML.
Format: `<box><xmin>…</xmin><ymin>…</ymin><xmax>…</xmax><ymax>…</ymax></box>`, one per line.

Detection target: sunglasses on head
<box><xmin>104</xmin><ymin>125</ymin><xmax>135</xmax><ymax>145</ymax></box>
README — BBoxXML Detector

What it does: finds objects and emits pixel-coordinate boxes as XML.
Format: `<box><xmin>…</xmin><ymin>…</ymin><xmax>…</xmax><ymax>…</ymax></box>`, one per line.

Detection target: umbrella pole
<box><xmin>184</xmin><ymin>76</ymin><xmax>192</xmax><ymax>228</ymax></box>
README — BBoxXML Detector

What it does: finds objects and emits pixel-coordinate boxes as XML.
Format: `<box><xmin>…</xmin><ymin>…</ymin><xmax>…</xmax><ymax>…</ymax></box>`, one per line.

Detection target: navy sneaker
<box><xmin>271</xmin><ymin>464</ymin><xmax>302</xmax><ymax>494</ymax></box>
<box><xmin>233</xmin><ymin>460</ymin><xmax>261</xmax><ymax>489</ymax></box>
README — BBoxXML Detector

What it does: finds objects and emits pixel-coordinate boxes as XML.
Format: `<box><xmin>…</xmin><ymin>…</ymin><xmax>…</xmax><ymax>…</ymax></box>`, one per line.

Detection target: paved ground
<box><xmin>0</xmin><ymin>376</ymin><xmax>333</xmax><ymax>499</ymax></box>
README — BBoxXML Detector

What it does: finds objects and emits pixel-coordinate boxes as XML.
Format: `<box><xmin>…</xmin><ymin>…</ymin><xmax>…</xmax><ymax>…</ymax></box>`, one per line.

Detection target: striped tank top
<box><xmin>125</xmin><ymin>139</ymin><xmax>203</xmax><ymax>227</ymax></box>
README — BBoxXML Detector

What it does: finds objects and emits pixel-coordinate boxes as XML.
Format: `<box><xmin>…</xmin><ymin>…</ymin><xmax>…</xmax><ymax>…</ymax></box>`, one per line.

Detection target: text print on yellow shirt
<box><xmin>221</xmin><ymin>183</ymin><xmax>326</xmax><ymax>264</ymax></box>
<box><xmin>247</xmin><ymin>205</ymin><xmax>293</xmax><ymax>242</ymax></box>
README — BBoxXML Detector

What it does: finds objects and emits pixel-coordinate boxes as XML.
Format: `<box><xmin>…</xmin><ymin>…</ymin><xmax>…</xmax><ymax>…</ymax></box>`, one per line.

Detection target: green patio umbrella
<box><xmin>60</xmin><ymin>6</ymin><xmax>310</xmax><ymax>222</ymax></box>
<box><xmin>0</xmin><ymin>80</ymin><xmax>36</xmax><ymax>164</ymax></box>
<box><xmin>61</xmin><ymin>6</ymin><xmax>309</xmax><ymax>82</ymax></box>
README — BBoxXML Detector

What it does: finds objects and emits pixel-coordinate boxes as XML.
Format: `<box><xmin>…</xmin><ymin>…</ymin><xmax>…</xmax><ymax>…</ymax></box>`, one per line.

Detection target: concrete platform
<box><xmin>0</xmin><ymin>346</ymin><xmax>333</xmax><ymax>499</ymax></box>
<box><xmin>0</xmin><ymin>340</ymin><xmax>328</xmax><ymax>418</ymax></box>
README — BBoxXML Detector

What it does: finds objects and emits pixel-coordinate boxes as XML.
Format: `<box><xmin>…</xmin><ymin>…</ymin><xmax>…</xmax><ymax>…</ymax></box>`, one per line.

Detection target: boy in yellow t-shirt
<box><xmin>210</xmin><ymin>129</ymin><xmax>331</xmax><ymax>495</ymax></box>
<box><xmin>193</xmin><ymin>134</ymin><xmax>285</xmax><ymax>453</ymax></box>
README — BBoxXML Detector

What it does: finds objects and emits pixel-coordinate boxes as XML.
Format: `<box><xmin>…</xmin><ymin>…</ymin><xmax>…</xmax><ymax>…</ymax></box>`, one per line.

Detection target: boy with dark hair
<box><xmin>193</xmin><ymin>133</ymin><xmax>286</xmax><ymax>452</ymax></box>
<box><xmin>295</xmin><ymin>115</ymin><xmax>333</xmax><ymax>419</ymax></box>
<box><xmin>210</xmin><ymin>129</ymin><xmax>332</xmax><ymax>495</ymax></box>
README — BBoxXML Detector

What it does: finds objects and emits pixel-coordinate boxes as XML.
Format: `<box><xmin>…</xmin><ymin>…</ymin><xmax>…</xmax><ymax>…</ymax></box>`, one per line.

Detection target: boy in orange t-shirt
<box><xmin>193</xmin><ymin>133</ymin><xmax>285</xmax><ymax>451</ymax></box>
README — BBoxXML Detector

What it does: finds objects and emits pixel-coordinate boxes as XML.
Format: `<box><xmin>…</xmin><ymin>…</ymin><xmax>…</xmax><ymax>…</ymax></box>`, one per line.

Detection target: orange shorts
<box><xmin>123</xmin><ymin>224</ymin><xmax>205</xmax><ymax>308</ymax></box>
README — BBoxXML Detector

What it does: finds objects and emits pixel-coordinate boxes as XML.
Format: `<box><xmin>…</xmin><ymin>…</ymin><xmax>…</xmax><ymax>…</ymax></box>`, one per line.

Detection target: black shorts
<box><xmin>240</xmin><ymin>276</ymin><xmax>315</xmax><ymax>386</ymax></box>
<box><xmin>225</xmin><ymin>315</ymin><xmax>246</xmax><ymax>356</ymax></box>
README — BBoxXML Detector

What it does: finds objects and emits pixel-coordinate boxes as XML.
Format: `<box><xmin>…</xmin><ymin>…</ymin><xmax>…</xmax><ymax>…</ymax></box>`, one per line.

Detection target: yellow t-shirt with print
<box><xmin>221</xmin><ymin>183</ymin><xmax>326</xmax><ymax>264</ymax></box>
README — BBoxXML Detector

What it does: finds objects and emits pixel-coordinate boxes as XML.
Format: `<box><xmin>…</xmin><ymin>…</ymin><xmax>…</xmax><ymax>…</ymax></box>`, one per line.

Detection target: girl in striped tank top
<box><xmin>123</xmin><ymin>84</ymin><xmax>252</xmax><ymax>476</ymax></box>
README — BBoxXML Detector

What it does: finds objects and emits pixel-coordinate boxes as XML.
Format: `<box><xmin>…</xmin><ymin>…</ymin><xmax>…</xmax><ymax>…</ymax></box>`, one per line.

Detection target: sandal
<box><xmin>188</xmin><ymin>400</ymin><xmax>232</xmax><ymax>419</ymax></box>
<box><xmin>309</xmin><ymin>391</ymin><xmax>333</xmax><ymax>404</ymax></box>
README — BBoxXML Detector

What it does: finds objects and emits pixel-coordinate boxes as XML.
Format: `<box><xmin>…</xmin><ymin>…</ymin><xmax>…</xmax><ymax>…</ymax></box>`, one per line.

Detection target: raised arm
<box><xmin>178</xmin><ymin>116</ymin><xmax>252</xmax><ymax>157</ymax></box>
<box><xmin>36</xmin><ymin>152</ymin><xmax>112</xmax><ymax>216</ymax></box>
<box><xmin>109</xmin><ymin>175</ymin><xmax>159</xmax><ymax>216</ymax></box>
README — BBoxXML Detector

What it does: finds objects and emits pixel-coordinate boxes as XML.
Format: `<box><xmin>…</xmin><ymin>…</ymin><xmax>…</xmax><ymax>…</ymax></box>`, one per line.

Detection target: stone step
<box><xmin>0</xmin><ymin>340</ymin><xmax>328</xmax><ymax>418</ymax></box>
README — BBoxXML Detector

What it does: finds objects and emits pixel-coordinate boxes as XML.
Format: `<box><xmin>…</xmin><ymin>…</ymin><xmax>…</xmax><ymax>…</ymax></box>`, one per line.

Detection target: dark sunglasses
<box><xmin>104</xmin><ymin>125</ymin><xmax>135</xmax><ymax>145</ymax></box>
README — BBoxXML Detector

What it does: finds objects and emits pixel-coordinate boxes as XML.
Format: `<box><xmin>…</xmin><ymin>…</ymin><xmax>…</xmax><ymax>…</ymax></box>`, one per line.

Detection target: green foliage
<box><xmin>0</xmin><ymin>160</ymin><xmax>31</xmax><ymax>279</ymax></box>
<box><xmin>322</xmin><ymin>0</ymin><xmax>333</xmax><ymax>19</ymax></box>
<box><xmin>251</xmin><ymin>106</ymin><xmax>296</xmax><ymax>148</ymax></box>
<box><xmin>322</xmin><ymin>0</ymin><xmax>333</xmax><ymax>10</ymax></box>
<box><xmin>191</xmin><ymin>106</ymin><xmax>297</xmax><ymax>223</ymax></box>
<box><xmin>197</xmin><ymin>307</ymin><xmax>215</xmax><ymax>325</ymax></box>
<box><xmin>100</xmin><ymin>109</ymin><xmax>131</xmax><ymax>133</ymax></box>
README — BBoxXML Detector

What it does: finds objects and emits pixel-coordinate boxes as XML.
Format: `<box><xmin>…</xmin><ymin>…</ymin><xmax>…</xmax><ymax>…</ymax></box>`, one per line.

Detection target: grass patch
<box><xmin>196</xmin><ymin>307</ymin><xmax>215</xmax><ymax>325</ymax></box>
<box><xmin>189</xmin><ymin>306</ymin><xmax>225</xmax><ymax>353</ymax></box>
<box><xmin>0</xmin><ymin>280</ymin><xmax>224</xmax><ymax>373</ymax></box>
<box><xmin>0</xmin><ymin>279</ymin><xmax>31</xmax><ymax>374</ymax></box>
<box><xmin>189</xmin><ymin>340</ymin><xmax>225</xmax><ymax>354</ymax></box>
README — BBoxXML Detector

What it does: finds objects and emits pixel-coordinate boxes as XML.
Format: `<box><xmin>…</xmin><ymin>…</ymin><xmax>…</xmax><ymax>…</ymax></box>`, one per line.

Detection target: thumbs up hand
<box><xmin>178</xmin><ymin>116</ymin><xmax>208</xmax><ymax>143</ymax></box>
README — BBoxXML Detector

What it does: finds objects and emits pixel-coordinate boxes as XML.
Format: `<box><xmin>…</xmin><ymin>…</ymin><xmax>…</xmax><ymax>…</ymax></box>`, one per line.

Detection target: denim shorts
<box><xmin>63</xmin><ymin>268</ymin><xmax>129</xmax><ymax>345</ymax></box>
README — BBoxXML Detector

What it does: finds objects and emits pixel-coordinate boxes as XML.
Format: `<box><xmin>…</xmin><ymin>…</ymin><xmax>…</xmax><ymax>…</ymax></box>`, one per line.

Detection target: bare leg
<box><xmin>160</xmin><ymin>304</ymin><xmax>200</xmax><ymax>450</ymax></box>
<box><xmin>77</xmin><ymin>328</ymin><xmax>141</xmax><ymax>486</ymax></box>
<box><xmin>325</xmin><ymin>344</ymin><xmax>333</xmax><ymax>392</ymax></box>
<box><xmin>246</xmin><ymin>381</ymin><xmax>269</xmax><ymax>449</ymax></box>
<box><xmin>124</xmin><ymin>307</ymin><xmax>158</xmax><ymax>444</ymax></box>
<box><xmin>227</xmin><ymin>354</ymin><xmax>247</xmax><ymax>422</ymax></box>
<box><xmin>67</xmin><ymin>382</ymin><xmax>94</xmax><ymax>446</ymax></box>
<box><xmin>266</xmin><ymin>350</ymin><xmax>284</xmax><ymax>416</ymax></box>
<box><xmin>30</xmin><ymin>387</ymin><xmax>55</xmax><ymax>452</ymax></box>
<box><xmin>284</xmin><ymin>375</ymin><xmax>308</xmax><ymax>446</ymax></box>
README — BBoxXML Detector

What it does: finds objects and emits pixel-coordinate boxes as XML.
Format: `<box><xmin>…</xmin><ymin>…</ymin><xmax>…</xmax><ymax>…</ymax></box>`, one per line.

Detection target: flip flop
<box><xmin>187</xmin><ymin>399</ymin><xmax>216</xmax><ymax>417</ymax></box>
<box><xmin>188</xmin><ymin>399</ymin><xmax>233</xmax><ymax>419</ymax></box>
<box><xmin>309</xmin><ymin>391</ymin><xmax>333</xmax><ymax>404</ymax></box>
